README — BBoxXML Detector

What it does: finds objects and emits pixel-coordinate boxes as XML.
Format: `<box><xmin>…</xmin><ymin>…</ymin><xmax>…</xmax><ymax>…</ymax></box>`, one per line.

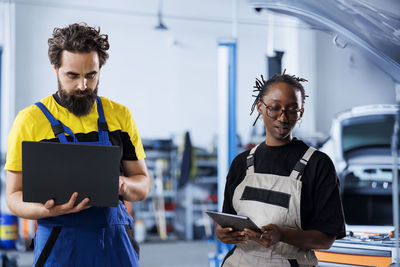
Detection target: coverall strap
<box><xmin>289</xmin><ymin>146</ymin><xmax>316</xmax><ymax>180</ymax></box>
<box><xmin>35</xmin><ymin>102</ymin><xmax>78</xmax><ymax>143</ymax></box>
<box><xmin>35</xmin><ymin>226</ymin><xmax>62</xmax><ymax>267</ymax></box>
<box><xmin>96</xmin><ymin>97</ymin><xmax>111</xmax><ymax>144</ymax></box>
<box><xmin>246</xmin><ymin>144</ymin><xmax>260</xmax><ymax>173</ymax></box>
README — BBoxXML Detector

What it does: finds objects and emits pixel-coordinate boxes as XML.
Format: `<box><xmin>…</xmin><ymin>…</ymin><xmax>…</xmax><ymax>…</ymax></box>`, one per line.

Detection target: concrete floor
<box><xmin>1</xmin><ymin>240</ymin><xmax>218</xmax><ymax>267</ymax></box>
<box><xmin>141</xmin><ymin>240</ymin><xmax>217</xmax><ymax>267</ymax></box>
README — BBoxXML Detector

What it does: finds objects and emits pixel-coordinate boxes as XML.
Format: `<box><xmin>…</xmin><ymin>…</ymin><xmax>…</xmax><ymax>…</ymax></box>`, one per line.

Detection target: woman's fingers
<box><xmin>258</xmin><ymin>224</ymin><xmax>281</xmax><ymax>247</ymax></box>
<box><xmin>216</xmin><ymin>225</ymin><xmax>248</xmax><ymax>244</ymax></box>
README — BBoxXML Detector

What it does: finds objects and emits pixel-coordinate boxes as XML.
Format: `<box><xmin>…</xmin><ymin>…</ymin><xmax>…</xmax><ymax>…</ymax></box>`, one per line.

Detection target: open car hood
<box><xmin>248</xmin><ymin>0</ymin><xmax>400</xmax><ymax>82</ymax></box>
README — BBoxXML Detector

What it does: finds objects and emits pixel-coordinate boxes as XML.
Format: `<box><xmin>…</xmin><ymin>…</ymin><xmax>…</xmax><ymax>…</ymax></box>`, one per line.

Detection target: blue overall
<box><xmin>32</xmin><ymin>97</ymin><xmax>139</xmax><ymax>267</ymax></box>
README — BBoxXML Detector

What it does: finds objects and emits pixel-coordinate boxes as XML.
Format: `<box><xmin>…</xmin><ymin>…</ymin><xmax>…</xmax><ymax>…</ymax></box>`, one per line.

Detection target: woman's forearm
<box><xmin>279</xmin><ymin>226</ymin><xmax>335</xmax><ymax>250</ymax></box>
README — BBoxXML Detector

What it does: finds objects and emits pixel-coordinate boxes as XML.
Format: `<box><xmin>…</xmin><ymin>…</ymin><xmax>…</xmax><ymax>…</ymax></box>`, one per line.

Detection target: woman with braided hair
<box><xmin>216</xmin><ymin>71</ymin><xmax>346</xmax><ymax>266</ymax></box>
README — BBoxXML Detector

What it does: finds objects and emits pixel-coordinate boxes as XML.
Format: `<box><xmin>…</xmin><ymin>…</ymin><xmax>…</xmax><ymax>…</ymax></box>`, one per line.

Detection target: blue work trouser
<box><xmin>33</xmin><ymin>223</ymin><xmax>139</xmax><ymax>267</ymax></box>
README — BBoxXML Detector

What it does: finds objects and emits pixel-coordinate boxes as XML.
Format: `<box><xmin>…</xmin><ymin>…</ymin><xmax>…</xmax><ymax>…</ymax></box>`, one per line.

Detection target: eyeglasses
<box><xmin>261</xmin><ymin>101</ymin><xmax>303</xmax><ymax>121</ymax></box>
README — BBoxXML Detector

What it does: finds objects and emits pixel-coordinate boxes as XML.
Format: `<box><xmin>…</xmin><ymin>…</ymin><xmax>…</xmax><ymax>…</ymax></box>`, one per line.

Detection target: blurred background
<box><xmin>0</xmin><ymin>0</ymin><xmax>399</xmax><ymax>266</ymax></box>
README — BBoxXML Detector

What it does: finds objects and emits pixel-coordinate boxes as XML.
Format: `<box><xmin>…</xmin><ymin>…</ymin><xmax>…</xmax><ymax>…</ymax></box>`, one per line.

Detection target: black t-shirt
<box><xmin>222</xmin><ymin>138</ymin><xmax>346</xmax><ymax>239</ymax></box>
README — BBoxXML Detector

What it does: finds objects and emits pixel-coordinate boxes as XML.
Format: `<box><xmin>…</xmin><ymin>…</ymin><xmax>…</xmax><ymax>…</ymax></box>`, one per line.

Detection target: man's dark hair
<box><xmin>48</xmin><ymin>22</ymin><xmax>109</xmax><ymax>68</ymax></box>
<box><xmin>250</xmin><ymin>70</ymin><xmax>308</xmax><ymax>126</ymax></box>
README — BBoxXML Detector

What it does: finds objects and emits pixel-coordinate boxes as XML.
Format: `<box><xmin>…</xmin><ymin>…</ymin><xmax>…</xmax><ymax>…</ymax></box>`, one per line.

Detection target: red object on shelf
<box><xmin>207</xmin><ymin>194</ymin><xmax>218</xmax><ymax>202</ymax></box>
<box><xmin>164</xmin><ymin>202</ymin><xmax>177</xmax><ymax>210</ymax></box>
<box><xmin>166</xmin><ymin>224</ymin><xmax>174</xmax><ymax>233</ymax></box>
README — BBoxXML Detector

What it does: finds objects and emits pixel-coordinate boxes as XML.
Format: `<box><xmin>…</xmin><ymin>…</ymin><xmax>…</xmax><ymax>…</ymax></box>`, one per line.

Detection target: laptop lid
<box><xmin>22</xmin><ymin>141</ymin><xmax>120</xmax><ymax>207</ymax></box>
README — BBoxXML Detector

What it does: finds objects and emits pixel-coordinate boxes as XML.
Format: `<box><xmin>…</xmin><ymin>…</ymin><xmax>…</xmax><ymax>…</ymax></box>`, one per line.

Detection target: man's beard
<box><xmin>58</xmin><ymin>80</ymin><xmax>98</xmax><ymax>116</ymax></box>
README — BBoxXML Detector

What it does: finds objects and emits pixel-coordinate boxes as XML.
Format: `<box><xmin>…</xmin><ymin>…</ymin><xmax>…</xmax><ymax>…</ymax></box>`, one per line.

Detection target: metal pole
<box><xmin>392</xmin><ymin>83</ymin><xmax>400</xmax><ymax>263</ymax></box>
<box><xmin>216</xmin><ymin>38</ymin><xmax>237</xmax><ymax>267</ymax></box>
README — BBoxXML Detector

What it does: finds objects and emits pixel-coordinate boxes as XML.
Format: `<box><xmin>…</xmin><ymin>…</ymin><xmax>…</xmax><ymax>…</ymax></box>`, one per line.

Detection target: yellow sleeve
<box><xmin>122</xmin><ymin>106</ymin><xmax>146</xmax><ymax>160</ymax></box>
<box><xmin>5</xmin><ymin>110</ymin><xmax>35</xmax><ymax>171</ymax></box>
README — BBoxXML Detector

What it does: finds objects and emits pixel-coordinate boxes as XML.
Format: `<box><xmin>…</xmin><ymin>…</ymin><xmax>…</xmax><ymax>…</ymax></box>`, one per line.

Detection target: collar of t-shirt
<box><xmin>52</xmin><ymin>92</ymin><xmax>66</xmax><ymax>108</ymax></box>
<box><xmin>259</xmin><ymin>137</ymin><xmax>299</xmax><ymax>152</ymax></box>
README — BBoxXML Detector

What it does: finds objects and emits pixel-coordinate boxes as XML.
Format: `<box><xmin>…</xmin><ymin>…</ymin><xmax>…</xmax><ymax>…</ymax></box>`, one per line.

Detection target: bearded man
<box><xmin>5</xmin><ymin>23</ymin><xmax>149</xmax><ymax>267</ymax></box>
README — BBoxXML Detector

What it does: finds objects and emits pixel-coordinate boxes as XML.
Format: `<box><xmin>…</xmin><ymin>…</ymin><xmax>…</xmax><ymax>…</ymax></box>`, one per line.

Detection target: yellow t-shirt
<box><xmin>5</xmin><ymin>94</ymin><xmax>145</xmax><ymax>171</ymax></box>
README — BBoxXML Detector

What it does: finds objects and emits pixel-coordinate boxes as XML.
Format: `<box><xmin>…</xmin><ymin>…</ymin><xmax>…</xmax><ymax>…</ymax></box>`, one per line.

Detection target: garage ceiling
<box><xmin>248</xmin><ymin>0</ymin><xmax>400</xmax><ymax>82</ymax></box>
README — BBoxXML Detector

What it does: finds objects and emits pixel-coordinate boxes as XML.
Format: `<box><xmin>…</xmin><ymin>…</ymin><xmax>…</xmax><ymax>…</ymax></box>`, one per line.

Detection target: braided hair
<box><xmin>250</xmin><ymin>69</ymin><xmax>308</xmax><ymax>126</ymax></box>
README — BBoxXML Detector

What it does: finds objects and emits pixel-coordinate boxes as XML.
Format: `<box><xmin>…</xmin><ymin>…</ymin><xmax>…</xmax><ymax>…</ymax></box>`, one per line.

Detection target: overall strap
<box><xmin>35</xmin><ymin>102</ymin><xmax>78</xmax><ymax>143</ymax></box>
<box><xmin>246</xmin><ymin>144</ymin><xmax>260</xmax><ymax>174</ymax></box>
<box><xmin>35</xmin><ymin>226</ymin><xmax>62</xmax><ymax>267</ymax></box>
<box><xmin>96</xmin><ymin>97</ymin><xmax>111</xmax><ymax>144</ymax></box>
<box><xmin>289</xmin><ymin>146</ymin><xmax>316</xmax><ymax>180</ymax></box>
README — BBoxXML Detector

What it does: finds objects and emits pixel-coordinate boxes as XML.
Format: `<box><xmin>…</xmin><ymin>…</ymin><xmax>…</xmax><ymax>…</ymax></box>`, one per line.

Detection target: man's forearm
<box><xmin>119</xmin><ymin>175</ymin><xmax>149</xmax><ymax>202</ymax></box>
<box><xmin>7</xmin><ymin>191</ymin><xmax>52</xmax><ymax>220</ymax></box>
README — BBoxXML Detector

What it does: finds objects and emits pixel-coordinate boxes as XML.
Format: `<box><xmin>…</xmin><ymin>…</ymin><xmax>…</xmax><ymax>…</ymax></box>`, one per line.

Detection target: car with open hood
<box><xmin>320</xmin><ymin>104</ymin><xmax>399</xmax><ymax>233</ymax></box>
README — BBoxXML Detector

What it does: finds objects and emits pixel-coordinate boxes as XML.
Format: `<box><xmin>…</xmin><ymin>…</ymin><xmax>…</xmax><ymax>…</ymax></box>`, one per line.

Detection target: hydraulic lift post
<box><xmin>392</xmin><ymin>83</ymin><xmax>400</xmax><ymax>264</ymax></box>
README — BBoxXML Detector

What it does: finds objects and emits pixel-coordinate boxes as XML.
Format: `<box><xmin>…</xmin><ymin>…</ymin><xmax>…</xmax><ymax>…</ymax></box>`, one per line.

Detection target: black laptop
<box><xmin>22</xmin><ymin>141</ymin><xmax>121</xmax><ymax>207</ymax></box>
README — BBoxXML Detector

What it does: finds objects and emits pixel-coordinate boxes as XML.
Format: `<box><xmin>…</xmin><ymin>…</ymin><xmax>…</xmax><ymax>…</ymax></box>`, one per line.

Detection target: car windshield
<box><xmin>342</xmin><ymin>114</ymin><xmax>395</xmax><ymax>154</ymax></box>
